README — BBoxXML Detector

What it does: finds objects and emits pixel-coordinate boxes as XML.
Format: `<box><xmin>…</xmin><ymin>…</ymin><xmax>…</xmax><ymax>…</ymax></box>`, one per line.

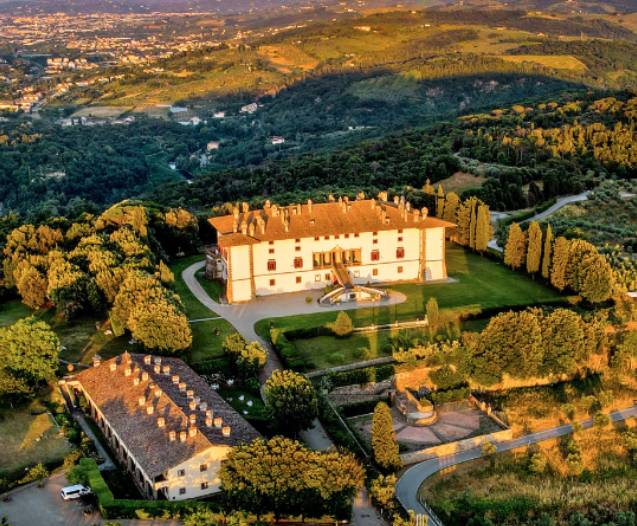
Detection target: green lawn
<box><xmin>169</xmin><ymin>255</ymin><xmax>215</xmax><ymax>319</ymax></box>
<box><xmin>0</xmin><ymin>300</ymin><xmax>34</xmax><ymax>327</ymax></box>
<box><xmin>0</xmin><ymin>395</ymin><xmax>72</xmax><ymax>476</ymax></box>
<box><xmin>292</xmin><ymin>327</ymin><xmax>428</xmax><ymax>371</ymax></box>
<box><xmin>189</xmin><ymin>319</ymin><xmax>237</xmax><ymax>364</ymax></box>
<box><xmin>257</xmin><ymin>245</ymin><xmax>563</xmax><ymax>337</ymax></box>
<box><xmin>218</xmin><ymin>387</ymin><xmax>267</xmax><ymax>420</ymax></box>
<box><xmin>196</xmin><ymin>268</ymin><xmax>224</xmax><ymax>302</ymax></box>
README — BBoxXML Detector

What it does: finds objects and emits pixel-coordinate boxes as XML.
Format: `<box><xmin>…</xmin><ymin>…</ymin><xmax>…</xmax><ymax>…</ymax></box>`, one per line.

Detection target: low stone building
<box><xmin>63</xmin><ymin>353</ymin><xmax>260</xmax><ymax>501</ymax></box>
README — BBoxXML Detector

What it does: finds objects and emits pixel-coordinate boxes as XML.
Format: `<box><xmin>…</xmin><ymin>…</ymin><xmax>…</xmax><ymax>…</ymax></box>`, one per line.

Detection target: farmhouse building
<box><xmin>63</xmin><ymin>353</ymin><xmax>260</xmax><ymax>501</ymax></box>
<box><xmin>207</xmin><ymin>193</ymin><xmax>455</xmax><ymax>303</ymax></box>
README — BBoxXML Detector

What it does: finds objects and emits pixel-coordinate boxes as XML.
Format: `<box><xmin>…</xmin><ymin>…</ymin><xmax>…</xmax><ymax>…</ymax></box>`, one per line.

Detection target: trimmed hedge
<box><xmin>327</xmin><ymin>364</ymin><xmax>395</xmax><ymax>388</ymax></box>
<box><xmin>78</xmin><ymin>458</ymin><xmax>223</xmax><ymax>519</ymax></box>
<box><xmin>269</xmin><ymin>328</ymin><xmax>307</xmax><ymax>372</ymax></box>
<box><xmin>338</xmin><ymin>397</ymin><xmax>389</xmax><ymax>418</ymax></box>
<box><xmin>429</xmin><ymin>385</ymin><xmax>471</xmax><ymax>405</ymax></box>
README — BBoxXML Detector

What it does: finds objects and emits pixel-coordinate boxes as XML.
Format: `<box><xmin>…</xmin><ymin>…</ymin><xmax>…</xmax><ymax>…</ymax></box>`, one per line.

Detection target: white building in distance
<box><xmin>207</xmin><ymin>193</ymin><xmax>455</xmax><ymax>303</ymax></box>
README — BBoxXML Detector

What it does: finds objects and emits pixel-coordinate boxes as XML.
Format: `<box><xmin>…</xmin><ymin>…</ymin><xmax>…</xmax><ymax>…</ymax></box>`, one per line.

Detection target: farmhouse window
<box><xmin>371</xmin><ymin>250</ymin><xmax>380</xmax><ymax>261</ymax></box>
<box><xmin>294</xmin><ymin>257</ymin><xmax>303</xmax><ymax>269</ymax></box>
<box><xmin>396</xmin><ymin>247</ymin><xmax>405</xmax><ymax>259</ymax></box>
<box><xmin>267</xmin><ymin>259</ymin><xmax>276</xmax><ymax>271</ymax></box>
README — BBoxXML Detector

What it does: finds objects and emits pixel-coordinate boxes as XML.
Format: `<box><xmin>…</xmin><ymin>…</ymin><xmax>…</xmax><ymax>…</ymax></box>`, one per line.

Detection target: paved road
<box><xmin>72</xmin><ymin>411</ymin><xmax>116</xmax><ymax>471</ymax></box>
<box><xmin>0</xmin><ymin>472</ymin><xmax>179</xmax><ymax>526</ymax></box>
<box><xmin>396</xmin><ymin>405</ymin><xmax>637</xmax><ymax>519</ymax></box>
<box><xmin>182</xmin><ymin>261</ymin><xmax>388</xmax><ymax>526</ymax></box>
<box><xmin>488</xmin><ymin>191</ymin><xmax>590</xmax><ymax>253</ymax></box>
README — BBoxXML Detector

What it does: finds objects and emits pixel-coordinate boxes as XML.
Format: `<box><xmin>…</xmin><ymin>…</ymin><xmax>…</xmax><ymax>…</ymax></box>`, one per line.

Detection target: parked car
<box><xmin>60</xmin><ymin>484</ymin><xmax>91</xmax><ymax>500</ymax></box>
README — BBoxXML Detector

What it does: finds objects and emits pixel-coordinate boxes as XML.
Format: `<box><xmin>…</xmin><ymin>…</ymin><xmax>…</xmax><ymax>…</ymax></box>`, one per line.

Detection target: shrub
<box><xmin>264</xmin><ymin>370</ymin><xmax>318</xmax><ymax>433</ymax></box>
<box><xmin>429</xmin><ymin>385</ymin><xmax>470</xmax><ymax>405</ymax></box>
<box><xmin>327</xmin><ymin>311</ymin><xmax>353</xmax><ymax>337</ymax></box>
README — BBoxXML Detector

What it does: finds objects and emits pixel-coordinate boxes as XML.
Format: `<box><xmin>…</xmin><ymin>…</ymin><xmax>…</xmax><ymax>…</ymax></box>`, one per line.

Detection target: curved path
<box><xmin>182</xmin><ymin>260</ymin><xmax>389</xmax><ymax>526</ymax></box>
<box><xmin>488</xmin><ymin>191</ymin><xmax>590</xmax><ymax>253</ymax></box>
<box><xmin>396</xmin><ymin>405</ymin><xmax>637</xmax><ymax>519</ymax></box>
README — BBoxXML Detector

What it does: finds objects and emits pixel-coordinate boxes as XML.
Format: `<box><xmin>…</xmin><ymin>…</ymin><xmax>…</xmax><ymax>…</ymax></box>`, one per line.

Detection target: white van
<box><xmin>60</xmin><ymin>484</ymin><xmax>91</xmax><ymax>500</ymax></box>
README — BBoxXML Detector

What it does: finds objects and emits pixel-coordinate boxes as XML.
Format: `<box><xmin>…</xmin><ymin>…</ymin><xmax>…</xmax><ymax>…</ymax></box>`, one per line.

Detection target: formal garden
<box><xmin>259</xmin><ymin>245</ymin><xmax>565</xmax><ymax>372</ymax></box>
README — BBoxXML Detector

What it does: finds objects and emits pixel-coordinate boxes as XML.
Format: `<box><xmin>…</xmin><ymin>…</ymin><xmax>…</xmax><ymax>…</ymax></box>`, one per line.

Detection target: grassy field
<box><xmin>169</xmin><ymin>255</ymin><xmax>217</xmax><ymax>319</ymax></box>
<box><xmin>437</xmin><ymin>171</ymin><xmax>487</xmax><ymax>195</ymax></box>
<box><xmin>420</xmin><ymin>421</ymin><xmax>637</xmax><ymax>526</ymax></box>
<box><xmin>291</xmin><ymin>327</ymin><xmax>428</xmax><ymax>370</ymax></box>
<box><xmin>500</xmin><ymin>54</ymin><xmax>587</xmax><ymax>72</ymax></box>
<box><xmin>257</xmin><ymin>245</ymin><xmax>564</xmax><ymax>338</ymax></box>
<box><xmin>189</xmin><ymin>319</ymin><xmax>236</xmax><ymax>364</ymax></box>
<box><xmin>0</xmin><ymin>394</ymin><xmax>72</xmax><ymax>476</ymax></box>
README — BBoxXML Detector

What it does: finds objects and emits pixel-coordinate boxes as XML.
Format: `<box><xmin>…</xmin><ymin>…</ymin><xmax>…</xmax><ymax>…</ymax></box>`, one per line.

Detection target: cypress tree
<box><xmin>442</xmin><ymin>192</ymin><xmax>460</xmax><ymax>224</ymax></box>
<box><xmin>426</xmin><ymin>297</ymin><xmax>440</xmax><ymax>335</ymax></box>
<box><xmin>504</xmin><ymin>223</ymin><xmax>527</xmax><ymax>270</ymax></box>
<box><xmin>475</xmin><ymin>203</ymin><xmax>491</xmax><ymax>254</ymax></box>
<box><xmin>550</xmin><ymin>236</ymin><xmax>570</xmax><ymax>291</ymax></box>
<box><xmin>541</xmin><ymin>224</ymin><xmax>554</xmax><ymax>280</ymax></box>
<box><xmin>455</xmin><ymin>201</ymin><xmax>471</xmax><ymax>246</ymax></box>
<box><xmin>469</xmin><ymin>199</ymin><xmax>478</xmax><ymax>250</ymax></box>
<box><xmin>526</xmin><ymin>221</ymin><xmax>543</xmax><ymax>274</ymax></box>
<box><xmin>435</xmin><ymin>184</ymin><xmax>445</xmax><ymax>217</ymax></box>
<box><xmin>371</xmin><ymin>402</ymin><xmax>402</xmax><ymax>471</ymax></box>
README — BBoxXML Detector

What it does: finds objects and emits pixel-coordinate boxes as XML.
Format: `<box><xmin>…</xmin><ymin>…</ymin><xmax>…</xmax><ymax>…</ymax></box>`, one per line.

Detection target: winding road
<box><xmin>488</xmin><ymin>191</ymin><xmax>590</xmax><ymax>253</ymax></box>
<box><xmin>396</xmin><ymin>404</ymin><xmax>637</xmax><ymax>519</ymax></box>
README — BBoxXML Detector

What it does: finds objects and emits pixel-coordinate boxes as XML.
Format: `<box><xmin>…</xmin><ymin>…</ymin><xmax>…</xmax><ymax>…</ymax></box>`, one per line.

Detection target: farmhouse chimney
<box><xmin>93</xmin><ymin>357</ymin><xmax>101</xmax><ymax>368</ymax></box>
<box><xmin>153</xmin><ymin>364</ymin><xmax>160</xmax><ymax>374</ymax></box>
<box><xmin>307</xmin><ymin>199</ymin><xmax>313</xmax><ymax>214</ymax></box>
<box><xmin>124</xmin><ymin>367</ymin><xmax>132</xmax><ymax>377</ymax></box>
<box><xmin>162</xmin><ymin>365</ymin><xmax>170</xmax><ymax>375</ymax></box>
<box><xmin>242</xmin><ymin>202</ymin><xmax>249</xmax><ymax>213</ymax></box>
<box><xmin>143</xmin><ymin>355</ymin><xmax>152</xmax><ymax>365</ymax></box>
<box><xmin>172</xmin><ymin>375</ymin><xmax>179</xmax><ymax>384</ymax></box>
<box><xmin>138</xmin><ymin>396</ymin><xmax>146</xmax><ymax>407</ymax></box>
<box><xmin>222</xmin><ymin>426</ymin><xmax>231</xmax><ymax>438</ymax></box>
<box><xmin>205</xmin><ymin>416</ymin><xmax>213</xmax><ymax>427</ymax></box>
<box><xmin>199</xmin><ymin>402</ymin><xmax>207</xmax><ymax>412</ymax></box>
<box><xmin>146</xmin><ymin>405</ymin><xmax>154</xmax><ymax>415</ymax></box>
<box><xmin>178</xmin><ymin>382</ymin><xmax>187</xmax><ymax>392</ymax></box>
<box><xmin>189</xmin><ymin>400</ymin><xmax>197</xmax><ymax>411</ymax></box>
<box><xmin>157</xmin><ymin>417</ymin><xmax>165</xmax><ymax>428</ymax></box>
<box><xmin>141</xmin><ymin>371</ymin><xmax>149</xmax><ymax>381</ymax></box>
<box><xmin>179</xmin><ymin>431</ymin><xmax>187</xmax><ymax>442</ymax></box>
<box><xmin>188</xmin><ymin>426</ymin><xmax>197</xmax><ymax>437</ymax></box>
<box><xmin>421</xmin><ymin>207</ymin><xmax>428</xmax><ymax>219</ymax></box>
<box><xmin>189</xmin><ymin>413</ymin><xmax>196</xmax><ymax>425</ymax></box>
<box><xmin>169</xmin><ymin>430</ymin><xmax>176</xmax><ymax>442</ymax></box>
<box><xmin>214</xmin><ymin>416</ymin><xmax>223</xmax><ymax>428</ymax></box>
<box><xmin>110</xmin><ymin>362</ymin><xmax>117</xmax><ymax>372</ymax></box>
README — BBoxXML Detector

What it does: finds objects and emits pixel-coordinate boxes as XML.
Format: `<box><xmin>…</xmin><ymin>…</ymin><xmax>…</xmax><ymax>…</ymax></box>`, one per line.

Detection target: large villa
<box><xmin>206</xmin><ymin>193</ymin><xmax>455</xmax><ymax>304</ymax></box>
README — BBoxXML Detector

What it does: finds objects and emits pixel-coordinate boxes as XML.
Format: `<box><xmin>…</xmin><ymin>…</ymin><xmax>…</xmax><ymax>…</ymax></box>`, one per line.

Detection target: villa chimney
<box><xmin>141</xmin><ymin>371</ymin><xmax>149</xmax><ymax>382</ymax></box>
<box><xmin>154</xmin><ymin>387</ymin><xmax>162</xmax><ymax>398</ymax></box>
<box><xmin>189</xmin><ymin>413</ymin><xmax>196</xmax><ymax>425</ymax></box>
<box><xmin>138</xmin><ymin>396</ymin><xmax>146</xmax><ymax>406</ymax></box>
<box><xmin>124</xmin><ymin>367</ymin><xmax>132</xmax><ymax>377</ymax></box>
<box><xmin>264</xmin><ymin>199</ymin><xmax>271</xmax><ymax>210</ymax></box>
<box><xmin>143</xmin><ymin>355</ymin><xmax>152</xmax><ymax>365</ymax></box>
<box><xmin>188</xmin><ymin>426</ymin><xmax>197</xmax><ymax>437</ymax></box>
<box><xmin>186</xmin><ymin>389</ymin><xmax>194</xmax><ymax>399</ymax></box>
<box><xmin>297</xmin><ymin>203</ymin><xmax>302</xmax><ymax>215</ymax></box>
<box><xmin>328</xmin><ymin>193</ymin><xmax>335</xmax><ymax>202</ymax></box>
<box><xmin>93</xmin><ymin>357</ymin><xmax>101</xmax><ymax>368</ymax></box>
<box><xmin>172</xmin><ymin>375</ymin><xmax>179</xmax><ymax>384</ymax></box>
<box><xmin>205</xmin><ymin>409</ymin><xmax>213</xmax><ymax>419</ymax></box>
<box><xmin>169</xmin><ymin>430</ymin><xmax>176</xmax><ymax>442</ymax></box>
<box><xmin>179</xmin><ymin>431</ymin><xmax>187</xmax><ymax>442</ymax></box>
<box><xmin>232</xmin><ymin>219</ymin><xmax>238</xmax><ymax>233</ymax></box>
<box><xmin>393</xmin><ymin>195</ymin><xmax>400</xmax><ymax>205</ymax></box>
<box><xmin>214</xmin><ymin>416</ymin><xmax>223</xmax><ymax>428</ymax></box>
<box><xmin>240</xmin><ymin>221</ymin><xmax>248</xmax><ymax>235</ymax></box>
<box><xmin>248</xmin><ymin>222</ymin><xmax>255</xmax><ymax>237</ymax></box>
<box><xmin>271</xmin><ymin>204</ymin><xmax>279</xmax><ymax>217</ymax></box>
<box><xmin>179</xmin><ymin>382</ymin><xmax>187</xmax><ymax>392</ymax></box>
<box><xmin>133</xmin><ymin>376</ymin><xmax>140</xmax><ymax>386</ymax></box>
<box><xmin>370</xmin><ymin>198</ymin><xmax>376</xmax><ymax>209</ymax></box>
<box><xmin>422</xmin><ymin>207</ymin><xmax>428</xmax><ymax>219</ymax></box>
<box><xmin>199</xmin><ymin>402</ymin><xmax>207</xmax><ymax>412</ymax></box>
<box><xmin>406</xmin><ymin>202</ymin><xmax>411</xmax><ymax>212</ymax></box>
<box><xmin>189</xmin><ymin>400</ymin><xmax>197</xmax><ymax>411</ymax></box>
<box><xmin>146</xmin><ymin>405</ymin><xmax>154</xmax><ymax>415</ymax></box>
<box><xmin>378</xmin><ymin>191</ymin><xmax>388</xmax><ymax>202</ymax></box>
<box><xmin>154</xmin><ymin>357</ymin><xmax>161</xmax><ymax>365</ymax></box>
<box><xmin>307</xmin><ymin>199</ymin><xmax>313</xmax><ymax>214</ymax></box>
<box><xmin>110</xmin><ymin>362</ymin><xmax>117</xmax><ymax>372</ymax></box>
<box><xmin>357</xmin><ymin>192</ymin><xmax>365</xmax><ymax>200</ymax></box>
<box><xmin>232</xmin><ymin>206</ymin><xmax>239</xmax><ymax>220</ymax></box>
<box><xmin>205</xmin><ymin>416</ymin><xmax>213</xmax><ymax>427</ymax></box>
<box><xmin>242</xmin><ymin>202</ymin><xmax>249</xmax><ymax>213</ymax></box>
<box><xmin>194</xmin><ymin>396</ymin><xmax>200</xmax><ymax>405</ymax></box>
<box><xmin>222</xmin><ymin>426</ymin><xmax>231</xmax><ymax>437</ymax></box>
<box><xmin>162</xmin><ymin>365</ymin><xmax>170</xmax><ymax>375</ymax></box>
<box><xmin>153</xmin><ymin>364</ymin><xmax>160</xmax><ymax>374</ymax></box>
<box><xmin>157</xmin><ymin>417</ymin><xmax>165</xmax><ymax>428</ymax></box>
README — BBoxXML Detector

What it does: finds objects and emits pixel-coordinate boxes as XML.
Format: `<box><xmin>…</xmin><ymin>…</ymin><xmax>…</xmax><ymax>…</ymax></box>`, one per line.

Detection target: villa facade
<box><xmin>207</xmin><ymin>193</ymin><xmax>455</xmax><ymax>304</ymax></box>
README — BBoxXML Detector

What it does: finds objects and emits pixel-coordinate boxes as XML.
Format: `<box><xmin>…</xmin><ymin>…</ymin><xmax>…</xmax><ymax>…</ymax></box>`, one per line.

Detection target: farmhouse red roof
<box><xmin>70</xmin><ymin>353</ymin><xmax>260</xmax><ymax>479</ymax></box>
<box><xmin>209</xmin><ymin>197</ymin><xmax>455</xmax><ymax>248</ymax></box>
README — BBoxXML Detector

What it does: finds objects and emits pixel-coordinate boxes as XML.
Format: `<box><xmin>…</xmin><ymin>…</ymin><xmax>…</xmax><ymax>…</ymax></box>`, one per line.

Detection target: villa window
<box><xmin>325</xmin><ymin>273</ymin><xmax>331</xmax><ymax>281</ymax></box>
<box><xmin>373</xmin><ymin>239</ymin><xmax>378</xmax><ymax>244</ymax></box>
<box><xmin>345</xmin><ymin>234</ymin><xmax>350</xmax><ymax>238</ymax></box>
<box><xmin>371</xmin><ymin>250</ymin><xmax>380</xmax><ymax>261</ymax></box>
<box><xmin>324</xmin><ymin>235</ymin><xmax>330</xmax><ymax>240</ymax></box>
<box><xmin>396</xmin><ymin>247</ymin><xmax>405</xmax><ymax>259</ymax></box>
<box><xmin>267</xmin><ymin>259</ymin><xmax>276</xmax><ymax>271</ymax></box>
<box><xmin>269</xmin><ymin>241</ymin><xmax>274</xmax><ymax>245</ymax></box>
<box><xmin>269</xmin><ymin>279</ymin><xmax>276</xmax><ymax>287</ymax></box>
<box><xmin>398</xmin><ymin>236</ymin><xmax>403</xmax><ymax>242</ymax></box>
<box><xmin>295</xmin><ymin>246</ymin><xmax>301</xmax><ymax>252</ymax></box>
<box><xmin>314</xmin><ymin>236</ymin><xmax>319</xmax><ymax>241</ymax></box>
<box><xmin>177</xmin><ymin>469</ymin><xmax>185</xmax><ymax>477</ymax></box>
<box><xmin>315</xmin><ymin>274</ymin><xmax>321</xmax><ymax>282</ymax></box>
<box><xmin>200</xmin><ymin>464</ymin><xmax>208</xmax><ymax>472</ymax></box>
<box><xmin>294</xmin><ymin>257</ymin><xmax>303</xmax><ymax>269</ymax></box>
<box><xmin>398</xmin><ymin>266</ymin><xmax>403</xmax><ymax>274</ymax></box>
<box><xmin>296</xmin><ymin>276</ymin><xmax>302</xmax><ymax>284</ymax></box>
<box><xmin>398</xmin><ymin>229</ymin><xmax>403</xmax><ymax>234</ymax></box>
<box><xmin>372</xmin><ymin>268</ymin><xmax>378</xmax><ymax>276</ymax></box>
<box><xmin>295</xmin><ymin>238</ymin><xmax>301</xmax><ymax>243</ymax></box>
<box><xmin>179</xmin><ymin>488</ymin><xmax>186</xmax><ymax>495</ymax></box>
<box><xmin>201</xmin><ymin>482</ymin><xmax>209</xmax><ymax>490</ymax></box>
<box><xmin>268</xmin><ymin>248</ymin><xmax>274</xmax><ymax>254</ymax></box>
<box><xmin>354</xmin><ymin>233</ymin><xmax>360</xmax><ymax>238</ymax></box>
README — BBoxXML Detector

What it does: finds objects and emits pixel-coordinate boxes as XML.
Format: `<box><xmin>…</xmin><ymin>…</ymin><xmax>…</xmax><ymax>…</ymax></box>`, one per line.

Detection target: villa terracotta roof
<box><xmin>70</xmin><ymin>353</ymin><xmax>260</xmax><ymax>479</ymax></box>
<box><xmin>210</xmin><ymin>198</ymin><xmax>455</xmax><ymax>248</ymax></box>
